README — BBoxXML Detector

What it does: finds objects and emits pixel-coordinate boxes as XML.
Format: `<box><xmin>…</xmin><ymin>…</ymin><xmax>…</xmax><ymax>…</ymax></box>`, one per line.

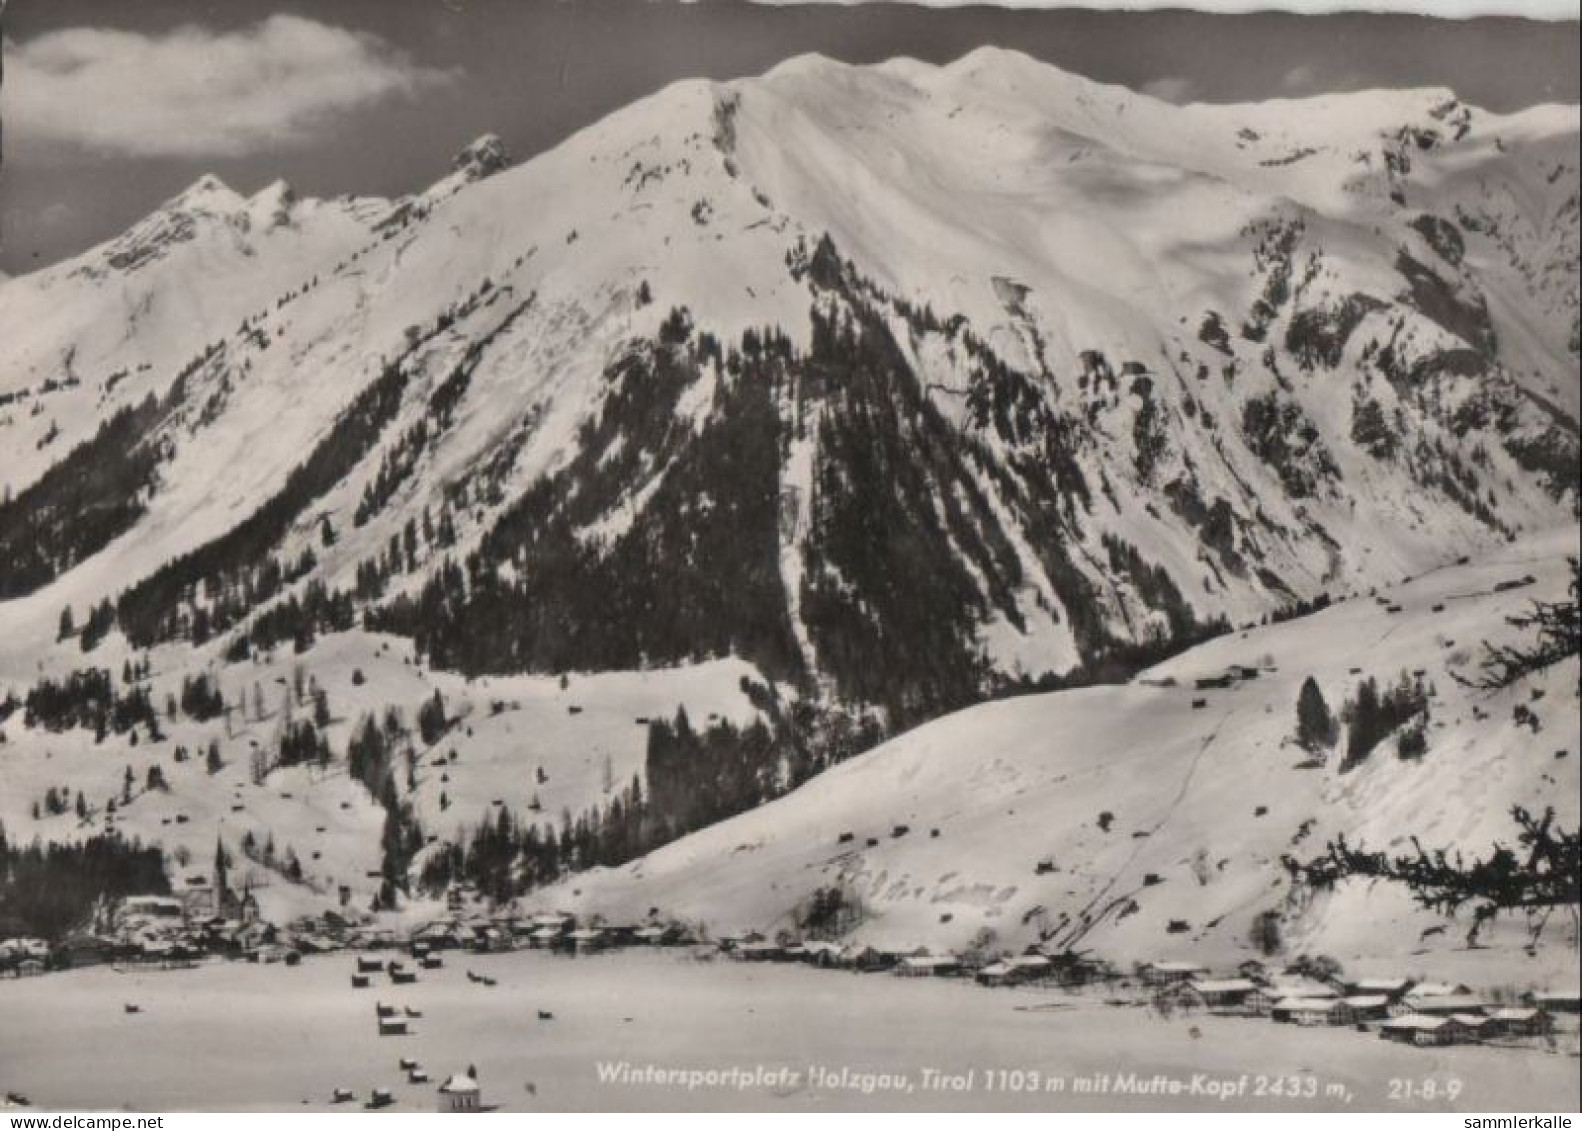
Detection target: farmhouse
<box><xmin>1529</xmin><ymin>989</ymin><xmax>1580</xmax><ymax>1015</ymax></box>
<box><xmin>1344</xmin><ymin>977</ymin><xmax>1413</xmax><ymax>1000</ymax></box>
<box><xmin>837</xmin><ymin>945</ymin><xmax>897</xmax><ymax>972</ymax></box>
<box><xmin>1452</xmin><ymin>1013</ymin><xmax>1497</xmax><ymax>1039</ymax></box>
<box><xmin>1380</xmin><ymin>1014</ymin><xmax>1471</xmax><ymax>1047</ymax></box>
<box><xmin>1037</xmin><ymin>952</ymin><xmax>1109</xmax><ymax>986</ymax></box>
<box><xmin>1189</xmin><ymin>979</ymin><xmax>1258</xmax><ymax>1011</ymax></box>
<box><xmin>120</xmin><ymin>896</ymin><xmax>185</xmax><ymax>928</ymax></box>
<box><xmin>999</xmin><ymin>955</ymin><xmax>1052</xmax><ymax>983</ymax></box>
<box><xmin>1341</xmin><ymin>995</ymin><xmax>1392</xmax><ymax>1022</ymax></box>
<box><xmin>60</xmin><ymin>935</ymin><xmax>117</xmax><ymax>969</ymax></box>
<box><xmin>800</xmin><ymin>941</ymin><xmax>843</xmax><ymax>967</ymax></box>
<box><xmin>1271</xmin><ymin>998</ymin><xmax>1355</xmax><ymax>1026</ymax></box>
<box><xmin>1397</xmin><ymin>993</ymin><xmax>1485</xmax><ymax>1017</ymax></box>
<box><xmin>1485</xmin><ymin>1007</ymin><xmax>1553</xmax><ymax>1038</ymax></box>
<box><xmin>1137</xmin><ymin>961</ymin><xmax>1207</xmax><ymax>987</ymax></box>
<box><xmin>563</xmin><ymin>928</ymin><xmax>605</xmax><ymax>955</ymax></box>
<box><xmin>896</xmin><ymin>955</ymin><xmax>961</xmax><ymax>978</ymax></box>
<box><xmin>735</xmin><ymin>941</ymin><xmax>782</xmax><ymax>962</ymax></box>
<box><xmin>1248</xmin><ymin>978</ymin><xmax>1336</xmax><ymax>1015</ymax></box>
<box><xmin>975</xmin><ymin>961</ymin><xmax>1016</xmax><ymax>987</ymax></box>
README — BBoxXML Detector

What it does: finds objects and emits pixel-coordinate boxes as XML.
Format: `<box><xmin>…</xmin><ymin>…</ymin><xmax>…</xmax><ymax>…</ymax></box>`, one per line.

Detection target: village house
<box><xmin>975</xmin><ymin>961</ymin><xmax>1016</xmax><ymax>987</ymax></box>
<box><xmin>1042</xmin><ymin>951</ymin><xmax>1110</xmax><ymax>987</ymax></box>
<box><xmin>1272</xmin><ymin>998</ymin><xmax>1355</xmax><ymax>1026</ymax></box>
<box><xmin>1004</xmin><ymin>955</ymin><xmax>1053</xmax><ymax>982</ymax></box>
<box><xmin>60</xmin><ymin>934</ymin><xmax>116</xmax><ymax>969</ymax></box>
<box><xmin>0</xmin><ymin>938</ymin><xmax>51</xmax><ymax>973</ymax></box>
<box><xmin>734</xmin><ymin>940</ymin><xmax>783</xmax><ymax>962</ymax></box>
<box><xmin>1380</xmin><ymin>1014</ymin><xmax>1471</xmax><ymax>1047</ymax></box>
<box><xmin>836</xmin><ymin>944</ymin><xmax>896</xmax><ymax>973</ymax></box>
<box><xmin>529</xmin><ymin>913</ymin><xmax>573</xmax><ymax>934</ymax></box>
<box><xmin>1343</xmin><ymin>977</ymin><xmax>1414</xmax><ymax>1000</ymax></box>
<box><xmin>437</xmin><ymin>1070</ymin><xmax>482</xmax><ymax>1113</ymax></box>
<box><xmin>1485</xmin><ymin>1007</ymin><xmax>1553</xmax><ymax>1038</ymax></box>
<box><xmin>1162</xmin><ymin>978</ymin><xmax>1260</xmax><ymax>1013</ymax></box>
<box><xmin>1248</xmin><ymin>977</ymin><xmax>1337</xmax><ymax>1015</ymax></box>
<box><xmin>561</xmin><ymin>927</ymin><xmax>606</xmax><ymax>956</ymax></box>
<box><xmin>1341</xmin><ymin>995</ymin><xmax>1393</xmax><ymax>1023</ymax></box>
<box><xmin>119</xmin><ymin>896</ymin><xmax>186</xmax><ymax>931</ymax></box>
<box><xmin>1396</xmin><ymin>993</ymin><xmax>1485</xmax><ymax>1017</ymax></box>
<box><xmin>528</xmin><ymin>926</ymin><xmax>561</xmax><ymax>950</ymax></box>
<box><xmin>1137</xmin><ymin>960</ymin><xmax>1208</xmax><ymax>987</ymax></box>
<box><xmin>896</xmin><ymin>954</ymin><xmax>962</xmax><ymax>978</ymax></box>
<box><xmin>1407</xmin><ymin>981</ymin><xmax>1473</xmax><ymax>998</ymax></box>
<box><xmin>1529</xmin><ymin>989</ymin><xmax>1580</xmax><ymax>1015</ymax></box>
<box><xmin>1452</xmin><ymin>1013</ymin><xmax>1498</xmax><ymax>1041</ymax></box>
<box><xmin>798</xmin><ymin>940</ymin><xmax>843</xmax><ymax>967</ymax></box>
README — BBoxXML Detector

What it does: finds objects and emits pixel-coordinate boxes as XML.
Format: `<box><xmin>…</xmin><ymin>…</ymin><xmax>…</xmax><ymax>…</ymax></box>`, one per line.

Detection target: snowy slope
<box><xmin>547</xmin><ymin>529</ymin><xmax>1579</xmax><ymax>982</ymax></box>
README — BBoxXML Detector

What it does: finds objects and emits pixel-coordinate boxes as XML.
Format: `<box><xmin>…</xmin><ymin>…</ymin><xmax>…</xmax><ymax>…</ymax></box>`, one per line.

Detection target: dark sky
<box><xmin>2</xmin><ymin>0</ymin><xmax>1578</xmax><ymax>275</ymax></box>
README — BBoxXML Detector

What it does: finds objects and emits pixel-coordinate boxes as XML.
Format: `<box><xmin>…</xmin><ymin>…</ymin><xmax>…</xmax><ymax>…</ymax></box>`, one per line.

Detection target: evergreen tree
<box><xmin>1295</xmin><ymin>676</ymin><xmax>1337</xmax><ymax>753</ymax></box>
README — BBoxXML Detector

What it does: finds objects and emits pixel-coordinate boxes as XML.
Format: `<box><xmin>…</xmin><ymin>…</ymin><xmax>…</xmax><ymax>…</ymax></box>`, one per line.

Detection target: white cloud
<box><xmin>3</xmin><ymin>15</ymin><xmax>452</xmax><ymax>158</ymax></box>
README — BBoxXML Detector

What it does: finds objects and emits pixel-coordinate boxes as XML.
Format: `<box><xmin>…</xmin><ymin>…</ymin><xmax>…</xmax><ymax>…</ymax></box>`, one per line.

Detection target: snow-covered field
<box><xmin>0</xmin><ymin>631</ymin><xmax>767</xmax><ymax>923</ymax></box>
<box><xmin>1</xmin><ymin>950</ymin><xmax>1575</xmax><ymax>1112</ymax></box>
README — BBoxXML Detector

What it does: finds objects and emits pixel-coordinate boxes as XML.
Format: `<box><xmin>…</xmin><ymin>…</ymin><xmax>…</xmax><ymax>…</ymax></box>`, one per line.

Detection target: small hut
<box><xmin>438</xmin><ymin>1070</ymin><xmax>483</xmax><ymax>1113</ymax></box>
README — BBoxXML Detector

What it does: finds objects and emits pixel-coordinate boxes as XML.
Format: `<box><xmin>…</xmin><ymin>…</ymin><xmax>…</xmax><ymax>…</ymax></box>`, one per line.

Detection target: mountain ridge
<box><xmin>0</xmin><ymin>50</ymin><xmax>1576</xmax><ymax>955</ymax></box>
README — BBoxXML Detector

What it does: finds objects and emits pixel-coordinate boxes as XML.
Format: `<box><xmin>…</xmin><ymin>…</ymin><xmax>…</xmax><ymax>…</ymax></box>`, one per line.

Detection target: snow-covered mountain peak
<box><xmin>0</xmin><ymin>53</ymin><xmax>1575</xmax><ymax>956</ymax></box>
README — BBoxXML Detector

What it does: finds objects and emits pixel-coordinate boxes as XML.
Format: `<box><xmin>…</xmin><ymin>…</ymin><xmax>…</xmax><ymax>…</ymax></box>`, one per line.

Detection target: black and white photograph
<box><xmin>0</xmin><ymin>0</ymin><xmax>1577</xmax><ymax>1117</ymax></box>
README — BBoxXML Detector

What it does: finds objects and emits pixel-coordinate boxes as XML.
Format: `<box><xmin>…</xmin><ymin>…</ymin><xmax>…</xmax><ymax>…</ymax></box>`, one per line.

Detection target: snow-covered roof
<box><xmin>1403</xmin><ymin>994</ymin><xmax>1485</xmax><ymax>1013</ymax></box>
<box><xmin>1144</xmin><ymin>961</ymin><xmax>1206</xmax><ymax>973</ymax></box>
<box><xmin>1342</xmin><ymin>995</ymin><xmax>1390</xmax><ymax>1009</ymax></box>
<box><xmin>901</xmin><ymin>955</ymin><xmax>959</xmax><ymax>968</ymax></box>
<box><xmin>1533</xmin><ymin>988</ymin><xmax>1581</xmax><ymax>1003</ymax></box>
<box><xmin>1187</xmin><ymin>979</ymin><xmax>1257</xmax><ymax>994</ymax></box>
<box><xmin>1006</xmin><ymin>955</ymin><xmax>1051</xmax><ymax>969</ymax></box>
<box><xmin>1348</xmin><ymin>977</ymin><xmax>1411</xmax><ymax>992</ymax></box>
<box><xmin>438</xmin><ymin>1073</ymin><xmax>480</xmax><ymax>1095</ymax></box>
<box><xmin>1265</xmin><ymin>978</ymin><xmax>1338</xmax><ymax>998</ymax></box>
<box><xmin>1274</xmin><ymin>997</ymin><xmax>1343</xmax><ymax>1013</ymax></box>
<box><xmin>1488</xmin><ymin>1007</ymin><xmax>1543</xmax><ymax>1021</ymax></box>
<box><xmin>1382</xmin><ymin>1014</ymin><xmax>1459</xmax><ymax>1031</ymax></box>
